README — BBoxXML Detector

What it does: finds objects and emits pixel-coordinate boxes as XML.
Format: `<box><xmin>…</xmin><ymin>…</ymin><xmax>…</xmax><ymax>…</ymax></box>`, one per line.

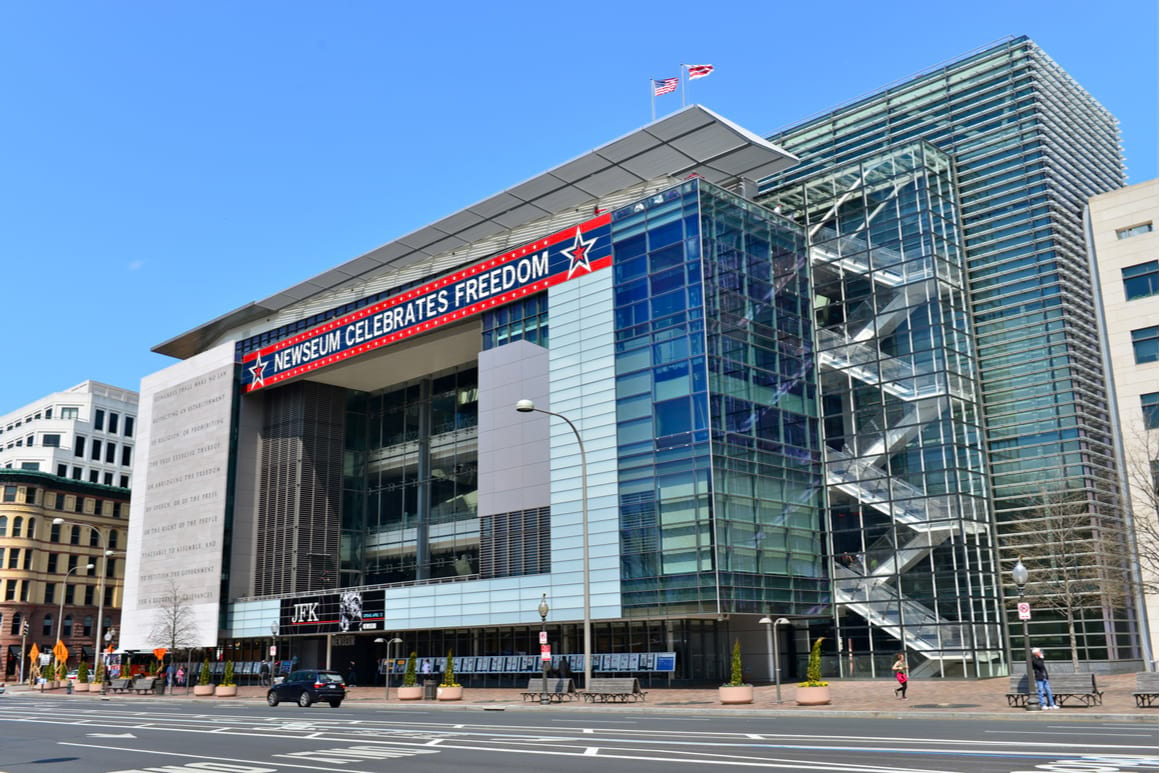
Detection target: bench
<box><xmin>1006</xmin><ymin>673</ymin><xmax>1103</xmax><ymax>708</ymax></box>
<box><xmin>581</xmin><ymin>677</ymin><xmax>647</xmax><ymax>703</ymax></box>
<box><xmin>1133</xmin><ymin>672</ymin><xmax>1158</xmax><ymax>708</ymax></box>
<box><xmin>108</xmin><ymin>678</ymin><xmax>133</xmax><ymax>693</ymax></box>
<box><xmin>520</xmin><ymin>677</ymin><xmax>576</xmax><ymax>702</ymax></box>
<box><xmin>132</xmin><ymin>677</ymin><xmax>158</xmax><ymax>695</ymax></box>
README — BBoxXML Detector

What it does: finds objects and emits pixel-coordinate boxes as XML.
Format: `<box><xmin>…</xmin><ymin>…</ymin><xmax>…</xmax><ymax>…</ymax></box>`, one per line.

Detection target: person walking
<box><xmin>1031</xmin><ymin>647</ymin><xmax>1058</xmax><ymax>709</ymax></box>
<box><xmin>259</xmin><ymin>659</ymin><xmax>271</xmax><ymax>687</ymax></box>
<box><xmin>891</xmin><ymin>652</ymin><xmax>909</xmax><ymax>700</ymax></box>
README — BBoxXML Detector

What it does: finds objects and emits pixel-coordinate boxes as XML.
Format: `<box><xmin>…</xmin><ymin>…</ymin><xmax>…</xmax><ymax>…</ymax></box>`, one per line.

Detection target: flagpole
<box><xmin>651</xmin><ymin>79</ymin><xmax>656</xmax><ymax>122</ymax></box>
<box><xmin>680</xmin><ymin>64</ymin><xmax>686</xmax><ymax>107</ymax></box>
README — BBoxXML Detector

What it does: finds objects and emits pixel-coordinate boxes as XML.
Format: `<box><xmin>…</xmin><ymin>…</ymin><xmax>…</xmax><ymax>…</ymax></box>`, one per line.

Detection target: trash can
<box><xmin>423</xmin><ymin>680</ymin><xmax>437</xmax><ymax>700</ymax></box>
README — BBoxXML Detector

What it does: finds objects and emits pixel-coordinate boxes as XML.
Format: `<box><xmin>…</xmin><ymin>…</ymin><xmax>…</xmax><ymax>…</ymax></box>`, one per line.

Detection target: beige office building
<box><xmin>1089</xmin><ymin>179</ymin><xmax>1159</xmax><ymax>663</ymax></box>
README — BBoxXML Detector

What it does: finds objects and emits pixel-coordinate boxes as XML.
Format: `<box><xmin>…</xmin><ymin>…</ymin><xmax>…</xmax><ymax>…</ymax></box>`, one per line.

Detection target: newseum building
<box><xmin>121</xmin><ymin>106</ymin><xmax>1007</xmax><ymax>685</ymax></box>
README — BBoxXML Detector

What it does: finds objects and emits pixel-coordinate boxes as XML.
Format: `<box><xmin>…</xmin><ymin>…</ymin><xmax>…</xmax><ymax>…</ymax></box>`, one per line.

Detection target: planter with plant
<box><xmin>718</xmin><ymin>639</ymin><xmax>754</xmax><ymax>704</ymax></box>
<box><xmin>398</xmin><ymin>652</ymin><xmax>423</xmax><ymax>700</ymax></box>
<box><xmin>437</xmin><ymin>650</ymin><xmax>462</xmax><ymax>700</ymax></box>
<box><xmin>77</xmin><ymin>661</ymin><xmax>91</xmax><ymax>691</ymax></box>
<box><xmin>194</xmin><ymin>659</ymin><xmax>215</xmax><ymax>696</ymax></box>
<box><xmin>795</xmin><ymin>636</ymin><xmax>831</xmax><ymax>705</ymax></box>
<box><xmin>215</xmin><ymin>660</ymin><xmax>237</xmax><ymax>697</ymax></box>
<box><xmin>94</xmin><ymin>661</ymin><xmax>106</xmax><ymax>693</ymax></box>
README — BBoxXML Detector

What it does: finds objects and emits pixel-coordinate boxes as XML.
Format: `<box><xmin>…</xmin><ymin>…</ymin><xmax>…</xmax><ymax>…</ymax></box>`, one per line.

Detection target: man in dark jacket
<box><xmin>1031</xmin><ymin>648</ymin><xmax>1058</xmax><ymax>709</ymax></box>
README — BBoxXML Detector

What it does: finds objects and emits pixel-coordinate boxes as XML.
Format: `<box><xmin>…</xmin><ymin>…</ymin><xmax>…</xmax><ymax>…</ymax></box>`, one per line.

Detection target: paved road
<box><xmin>1</xmin><ymin>694</ymin><xmax>1156</xmax><ymax>773</ymax></box>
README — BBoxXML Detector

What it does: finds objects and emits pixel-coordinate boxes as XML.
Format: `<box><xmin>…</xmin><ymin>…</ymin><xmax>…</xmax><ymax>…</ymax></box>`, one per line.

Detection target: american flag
<box><xmin>685</xmin><ymin>64</ymin><xmax>714</xmax><ymax>80</ymax></box>
<box><xmin>653</xmin><ymin>77</ymin><xmax>679</xmax><ymax>96</ymax></box>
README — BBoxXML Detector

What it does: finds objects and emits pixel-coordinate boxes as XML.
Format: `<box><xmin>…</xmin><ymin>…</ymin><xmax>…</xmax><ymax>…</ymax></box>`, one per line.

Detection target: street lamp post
<box><xmin>1011</xmin><ymin>557</ymin><xmax>1040</xmax><ymax>712</ymax></box>
<box><xmin>516</xmin><ymin>399</ymin><xmax>591</xmax><ymax>691</ymax></box>
<box><xmin>758</xmin><ymin>616</ymin><xmax>789</xmax><ymax>703</ymax></box>
<box><xmin>101</xmin><ymin>628</ymin><xmax>116</xmax><ymax>693</ymax></box>
<box><xmin>538</xmin><ymin>593</ymin><xmax>551</xmax><ymax>705</ymax></box>
<box><xmin>53</xmin><ymin>518</ymin><xmax>112</xmax><ymax>665</ymax></box>
<box><xmin>56</xmin><ymin>563</ymin><xmax>95</xmax><ymax>651</ymax></box>
<box><xmin>375</xmin><ymin>637</ymin><xmax>404</xmax><ymax>700</ymax></box>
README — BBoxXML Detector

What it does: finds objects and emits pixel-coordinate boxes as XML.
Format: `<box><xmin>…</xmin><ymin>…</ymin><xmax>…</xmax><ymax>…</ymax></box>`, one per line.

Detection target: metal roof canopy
<box><xmin>154</xmin><ymin>105</ymin><xmax>798</xmax><ymax>359</ymax></box>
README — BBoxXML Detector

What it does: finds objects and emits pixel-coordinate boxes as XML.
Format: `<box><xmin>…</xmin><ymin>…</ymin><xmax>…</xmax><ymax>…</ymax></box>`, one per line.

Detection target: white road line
<box><xmin>58</xmin><ymin>742</ymin><xmax>376</xmax><ymax>773</ymax></box>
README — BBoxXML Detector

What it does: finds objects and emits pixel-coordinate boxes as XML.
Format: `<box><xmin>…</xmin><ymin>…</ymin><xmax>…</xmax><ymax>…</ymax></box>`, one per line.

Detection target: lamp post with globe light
<box><xmin>374</xmin><ymin>637</ymin><xmax>404</xmax><ymax>699</ymax></box>
<box><xmin>516</xmin><ymin>399</ymin><xmax>591</xmax><ymax>690</ymax></box>
<box><xmin>538</xmin><ymin>594</ymin><xmax>551</xmax><ymax>704</ymax></box>
<box><xmin>1011</xmin><ymin>557</ymin><xmax>1040</xmax><ymax>711</ymax></box>
<box><xmin>56</xmin><ymin>563</ymin><xmax>95</xmax><ymax>653</ymax></box>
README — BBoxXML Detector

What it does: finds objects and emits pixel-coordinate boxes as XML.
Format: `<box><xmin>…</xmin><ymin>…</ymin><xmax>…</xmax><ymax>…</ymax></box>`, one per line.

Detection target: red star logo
<box><xmin>563</xmin><ymin>226</ymin><xmax>597</xmax><ymax>279</ymax></box>
<box><xmin>250</xmin><ymin>353</ymin><xmax>268</xmax><ymax>388</ymax></box>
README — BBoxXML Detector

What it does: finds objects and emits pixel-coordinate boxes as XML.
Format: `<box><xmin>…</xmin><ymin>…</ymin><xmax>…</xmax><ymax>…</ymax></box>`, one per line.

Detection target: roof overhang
<box><xmin>154</xmin><ymin>105</ymin><xmax>798</xmax><ymax>359</ymax></box>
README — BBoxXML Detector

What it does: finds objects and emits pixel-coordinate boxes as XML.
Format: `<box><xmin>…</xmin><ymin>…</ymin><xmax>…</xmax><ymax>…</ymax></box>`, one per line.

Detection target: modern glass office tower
<box><xmin>760</xmin><ymin>36</ymin><xmax>1143</xmax><ymax>666</ymax></box>
<box><xmin>762</xmin><ymin>142</ymin><xmax>1002</xmax><ymax>677</ymax></box>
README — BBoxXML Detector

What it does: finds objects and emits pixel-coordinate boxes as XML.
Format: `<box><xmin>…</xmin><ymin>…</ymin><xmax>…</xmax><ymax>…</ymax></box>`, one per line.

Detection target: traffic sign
<box><xmin>1017</xmin><ymin>602</ymin><xmax>1031</xmax><ymax>620</ymax></box>
<box><xmin>539</xmin><ymin>631</ymin><xmax>548</xmax><ymax>645</ymax></box>
<box><xmin>540</xmin><ymin>644</ymin><xmax>552</xmax><ymax>662</ymax></box>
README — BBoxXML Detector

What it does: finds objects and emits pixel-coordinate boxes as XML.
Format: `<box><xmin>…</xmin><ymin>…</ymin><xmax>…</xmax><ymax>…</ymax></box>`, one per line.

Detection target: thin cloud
<box><xmin>127</xmin><ymin>259</ymin><xmax>146</xmax><ymax>271</ymax></box>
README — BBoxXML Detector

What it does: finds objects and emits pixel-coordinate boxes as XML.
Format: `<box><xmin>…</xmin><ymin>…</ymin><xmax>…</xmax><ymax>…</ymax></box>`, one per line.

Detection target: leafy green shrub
<box><xmin>94</xmin><ymin>662</ymin><xmax>106</xmax><ymax>685</ymax></box>
<box><xmin>77</xmin><ymin>661</ymin><xmax>90</xmax><ymax>684</ymax></box>
<box><xmin>403</xmin><ymin>652</ymin><xmax>418</xmax><ymax>687</ymax></box>
<box><xmin>222</xmin><ymin>661</ymin><xmax>235</xmax><ymax>687</ymax></box>
<box><xmin>726</xmin><ymin>639</ymin><xmax>746</xmax><ymax>686</ymax></box>
<box><xmin>198</xmin><ymin>660</ymin><xmax>212</xmax><ymax>686</ymax></box>
<box><xmin>440</xmin><ymin>650</ymin><xmax>459</xmax><ymax>687</ymax></box>
<box><xmin>798</xmin><ymin>636</ymin><xmax>829</xmax><ymax>687</ymax></box>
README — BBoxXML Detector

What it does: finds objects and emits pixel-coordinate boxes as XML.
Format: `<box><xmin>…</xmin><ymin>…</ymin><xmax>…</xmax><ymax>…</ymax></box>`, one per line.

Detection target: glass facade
<box><xmin>761</xmin><ymin>37</ymin><xmax>1141</xmax><ymax>664</ymax></box>
<box><xmin>763</xmin><ymin>143</ymin><xmax>1003</xmax><ymax>676</ymax></box>
<box><xmin>612</xmin><ymin>179</ymin><xmax>823</xmax><ymax>617</ymax></box>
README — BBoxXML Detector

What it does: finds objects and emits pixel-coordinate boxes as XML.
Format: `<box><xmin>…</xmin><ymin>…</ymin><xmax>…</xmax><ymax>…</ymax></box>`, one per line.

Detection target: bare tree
<box><xmin>147</xmin><ymin>578</ymin><xmax>199</xmax><ymax>655</ymax></box>
<box><xmin>1008</xmin><ymin>484</ymin><xmax>1134</xmax><ymax>671</ymax></box>
<box><xmin>1124</xmin><ymin>422</ymin><xmax>1159</xmax><ymax>595</ymax></box>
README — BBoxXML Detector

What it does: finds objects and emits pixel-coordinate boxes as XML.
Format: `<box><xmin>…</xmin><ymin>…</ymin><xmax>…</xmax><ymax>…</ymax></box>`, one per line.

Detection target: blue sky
<box><xmin>1</xmin><ymin>1</ymin><xmax>1156</xmax><ymax>411</ymax></box>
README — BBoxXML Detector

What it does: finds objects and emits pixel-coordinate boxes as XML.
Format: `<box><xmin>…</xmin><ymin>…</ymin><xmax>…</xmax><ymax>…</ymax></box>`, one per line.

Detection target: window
<box><xmin>69</xmin><ymin>526</ymin><xmax>80</xmax><ymax>546</ymax></box>
<box><xmin>83</xmin><ymin>615</ymin><xmax>93</xmax><ymax>636</ymax></box>
<box><xmin>60</xmin><ymin>407</ymin><xmax>78</xmax><ymax>419</ymax></box>
<box><xmin>50</xmin><ymin>523</ymin><xmax>61</xmax><ymax>542</ymax></box>
<box><xmin>56</xmin><ymin>464</ymin><xmax>67</xmax><ymax>477</ymax></box>
<box><xmin>74</xmin><ymin>436</ymin><xmax>85</xmax><ymax>457</ymax></box>
<box><xmin>90</xmin><ymin>438</ymin><xmax>101</xmax><ymax>461</ymax></box>
<box><xmin>108</xmin><ymin>413</ymin><xmax>119</xmax><ymax>433</ymax></box>
<box><xmin>7</xmin><ymin>549</ymin><xmax>18</xmax><ymax>569</ymax></box>
<box><xmin>108</xmin><ymin>530</ymin><xmax>119</xmax><ymax>549</ymax></box>
<box><xmin>1123</xmin><ymin>261</ymin><xmax>1159</xmax><ymax>300</ymax></box>
<box><xmin>121</xmin><ymin>445</ymin><xmax>132</xmax><ymax>466</ymax></box>
<box><xmin>124</xmin><ymin>416</ymin><xmax>134</xmax><ymax>437</ymax></box>
<box><xmin>71</xmin><ymin>467</ymin><xmax>82</xmax><ymax>480</ymax></box>
<box><xmin>54</xmin><ymin>493</ymin><xmax>65</xmax><ymax>509</ymax></box>
<box><xmin>94</xmin><ymin>409</ymin><xmax>105</xmax><ymax>431</ymax></box>
<box><xmin>20</xmin><ymin>462</ymin><xmax>39</xmax><ymax>471</ymax></box>
<box><xmin>88</xmin><ymin>470</ymin><xmax>99</xmax><ymax>483</ymax></box>
<box><xmin>119</xmin><ymin>475</ymin><xmax>130</xmax><ymax>488</ymax></box>
<box><xmin>89</xmin><ymin>527</ymin><xmax>100</xmax><ymax>547</ymax></box>
<box><xmin>44</xmin><ymin>584</ymin><xmax>55</xmax><ymax>604</ymax></box>
<box><xmin>45</xmin><ymin>408</ymin><xmax>52</xmax><ymax>419</ymax></box>
<box><xmin>65</xmin><ymin>586</ymin><xmax>75</xmax><ymax>605</ymax></box>
<box><xmin>10</xmin><ymin>612</ymin><xmax>20</xmax><ymax>635</ymax></box>
<box><xmin>1116</xmin><ymin>222</ymin><xmax>1154</xmax><ymax>239</ymax></box>
<box><xmin>105</xmin><ymin>442</ymin><xmax>116</xmax><ymax>464</ymax></box>
<box><xmin>2</xmin><ymin>485</ymin><xmax>15</xmax><ymax>502</ymax></box>
<box><xmin>24</xmin><ymin>488</ymin><xmax>37</xmax><ymax>506</ymax></box>
<box><xmin>103</xmin><ymin>472</ymin><xmax>113</xmax><ymax>486</ymax></box>
<box><xmin>43</xmin><ymin>434</ymin><xmax>61</xmax><ymax>447</ymax></box>
<box><xmin>12</xmin><ymin>516</ymin><xmax>22</xmax><ymax>537</ymax></box>
<box><xmin>0</xmin><ymin>515</ymin><xmax>6</xmax><ymax>535</ymax></box>
<box><xmin>1132</xmin><ymin>327</ymin><xmax>1159</xmax><ymax>364</ymax></box>
<box><xmin>105</xmin><ymin>557</ymin><xmax>117</xmax><ymax>578</ymax></box>
<box><xmin>41</xmin><ymin>612</ymin><xmax>52</xmax><ymax>636</ymax></box>
<box><xmin>68</xmin><ymin>554</ymin><xmax>79</xmax><ymax>571</ymax></box>
<box><xmin>1144</xmin><ymin>392</ymin><xmax>1159</xmax><ymax>430</ymax></box>
<box><xmin>5</xmin><ymin>580</ymin><xmax>16</xmax><ymax>601</ymax></box>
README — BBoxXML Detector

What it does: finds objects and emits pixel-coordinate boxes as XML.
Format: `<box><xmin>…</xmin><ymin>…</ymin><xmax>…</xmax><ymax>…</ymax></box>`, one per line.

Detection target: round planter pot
<box><xmin>396</xmin><ymin>685</ymin><xmax>424</xmax><ymax>701</ymax></box>
<box><xmin>718</xmin><ymin>685</ymin><xmax>754</xmax><ymax>704</ymax></box>
<box><xmin>436</xmin><ymin>685</ymin><xmax>463</xmax><ymax>701</ymax></box>
<box><xmin>794</xmin><ymin>685</ymin><xmax>831</xmax><ymax>705</ymax></box>
<box><xmin>193</xmin><ymin>684</ymin><xmax>216</xmax><ymax>696</ymax></box>
<box><xmin>214</xmin><ymin>685</ymin><xmax>238</xmax><ymax>697</ymax></box>
<box><xmin>77</xmin><ymin>682</ymin><xmax>94</xmax><ymax>692</ymax></box>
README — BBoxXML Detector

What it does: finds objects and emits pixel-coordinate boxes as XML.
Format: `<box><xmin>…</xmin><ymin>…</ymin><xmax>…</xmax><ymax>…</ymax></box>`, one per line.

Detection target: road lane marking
<box><xmin>58</xmin><ymin>743</ymin><xmax>376</xmax><ymax>773</ymax></box>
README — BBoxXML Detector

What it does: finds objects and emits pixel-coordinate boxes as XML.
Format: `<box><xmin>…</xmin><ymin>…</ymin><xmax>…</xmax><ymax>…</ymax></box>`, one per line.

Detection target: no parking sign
<box><xmin>1018</xmin><ymin>602</ymin><xmax>1031</xmax><ymax>620</ymax></box>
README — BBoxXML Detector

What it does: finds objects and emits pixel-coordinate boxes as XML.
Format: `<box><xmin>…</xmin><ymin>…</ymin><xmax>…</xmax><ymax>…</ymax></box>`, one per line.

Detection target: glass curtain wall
<box><xmin>763</xmin><ymin>143</ymin><xmax>1004</xmax><ymax>677</ymax></box>
<box><xmin>345</xmin><ymin>367</ymin><xmax>480</xmax><ymax>586</ymax></box>
<box><xmin>612</xmin><ymin>179</ymin><xmax>822</xmax><ymax>618</ymax></box>
<box><xmin>761</xmin><ymin>38</ymin><xmax>1136</xmax><ymax>663</ymax></box>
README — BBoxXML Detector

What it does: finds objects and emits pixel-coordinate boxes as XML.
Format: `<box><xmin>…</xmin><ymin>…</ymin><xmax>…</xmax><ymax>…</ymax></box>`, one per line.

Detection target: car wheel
<box><xmin>298</xmin><ymin>691</ymin><xmax>313</xmax><ymax>708</ymax></box>
<box><xmin>328</xmin><ymin>699</ymin><xmax>342</xmax><ymax>708</ymax></box>
<box><xmin>266</xmin><ymin>691</ymin><xmax>280</xmax><ymax>707</ymax></box>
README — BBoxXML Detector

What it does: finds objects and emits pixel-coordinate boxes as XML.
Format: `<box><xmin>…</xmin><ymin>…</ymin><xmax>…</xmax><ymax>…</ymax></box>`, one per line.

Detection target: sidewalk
<box><xmin>4</xmin><ymin>672</ymin><xmax>1153</xmax><ymax>722</ymax></box>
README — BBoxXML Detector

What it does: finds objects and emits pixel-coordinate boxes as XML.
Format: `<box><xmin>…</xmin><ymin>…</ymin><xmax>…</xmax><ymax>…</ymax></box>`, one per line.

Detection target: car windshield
<box><xmin>317</xmin><ymin>672</ymin><xmax>344</xmax><ymax>684</ymax></box>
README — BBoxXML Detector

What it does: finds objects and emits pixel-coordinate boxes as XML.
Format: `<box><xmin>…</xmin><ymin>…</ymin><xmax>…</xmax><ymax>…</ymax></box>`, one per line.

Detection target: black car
<box><xmin>266</xmin><ymin>669</ymin><xmax>346</xmax><ymax>708</ymax></box>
